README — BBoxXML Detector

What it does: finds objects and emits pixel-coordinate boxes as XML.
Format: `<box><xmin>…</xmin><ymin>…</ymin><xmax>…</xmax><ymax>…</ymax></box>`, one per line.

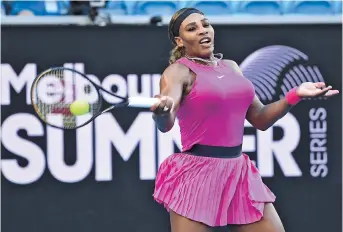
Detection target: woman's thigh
<box><xmin>230</xmin><ymin>203</ymin><xmax>285</xmax><ymax>232</ymax></box>
<box><xmin>170</xmin><ymin>210</ymin><xmax>213</xmax><ymax>232</ymax></box>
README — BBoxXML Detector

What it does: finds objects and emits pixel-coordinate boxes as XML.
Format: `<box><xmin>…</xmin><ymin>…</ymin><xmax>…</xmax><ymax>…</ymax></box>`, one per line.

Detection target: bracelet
<box><xmin>285</xmin><ymin>88</ymin><xmax>302</xmax><ymax>105</ymax></box>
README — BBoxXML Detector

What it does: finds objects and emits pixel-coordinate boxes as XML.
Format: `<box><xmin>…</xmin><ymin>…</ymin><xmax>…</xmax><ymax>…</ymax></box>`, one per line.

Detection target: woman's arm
<box><xmin>246</xmin><ymin>96</ymin><xmax>292</xmax><ymax>131</ymax></box>
<box><xmin>247</xmin><ymin>83</ymin><xmax>338</xmax><ymax>131</ymax></box>
<box><xmin>150</xmin><ymin>63</ymin><xmax>192</xmax><ymax>133</ymax></box>
<box><xmin>228</xmin><ymin>60</ymin><xmax>339</xmax><ymax>131</ymax></box>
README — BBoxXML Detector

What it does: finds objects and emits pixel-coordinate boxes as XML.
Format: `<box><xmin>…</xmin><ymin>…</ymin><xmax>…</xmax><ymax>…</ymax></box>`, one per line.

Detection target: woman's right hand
<box><xmin>150</xmin><ymin>95</ymin><xmax>175</xmax><ymax>115</ymax></box>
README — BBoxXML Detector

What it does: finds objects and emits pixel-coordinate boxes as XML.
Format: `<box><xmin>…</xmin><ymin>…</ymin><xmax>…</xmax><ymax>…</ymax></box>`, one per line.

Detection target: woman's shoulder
<box><xmin>160</xmin><ymin>60</ymin><xmax>194</xmax><ymax>85</ymax></box>
<box><xmin>164</xmin><ymin>60</ymin><xmax>193</xmax><ymax>76</ymax></box>
<box><xmin>166</xmin><ymin>60</ymin><xmax>189</xmax><ymax>71</ymax></box>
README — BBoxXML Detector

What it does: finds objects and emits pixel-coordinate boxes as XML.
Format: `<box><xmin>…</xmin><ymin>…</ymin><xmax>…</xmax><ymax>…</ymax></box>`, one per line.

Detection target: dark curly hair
<box><xmin>167</xmin><ymin>8</ymin><xmax>204</xmax><ymax>64</ymax></box>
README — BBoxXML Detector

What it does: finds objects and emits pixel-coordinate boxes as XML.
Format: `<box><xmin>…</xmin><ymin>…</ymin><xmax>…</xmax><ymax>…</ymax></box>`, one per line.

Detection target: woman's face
<box><xmin>175</xmin><ymin>13</ymin><xmax>215</xmax><ymax>59</ymax></box>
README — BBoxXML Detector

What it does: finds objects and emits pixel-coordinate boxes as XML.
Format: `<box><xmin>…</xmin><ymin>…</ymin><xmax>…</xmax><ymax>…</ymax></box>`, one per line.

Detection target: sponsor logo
<box><xmin>240</xmin><ymin>45</ymin><xmax>325</xmax><ymax>102</ymax></box>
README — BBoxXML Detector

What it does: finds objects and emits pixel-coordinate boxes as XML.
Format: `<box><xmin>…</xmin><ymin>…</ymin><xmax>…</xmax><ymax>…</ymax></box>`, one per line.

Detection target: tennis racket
<box><xmin>30</xmin><ymin>67</ymin><xmax>160</xmax><ymax>130</ymax></box>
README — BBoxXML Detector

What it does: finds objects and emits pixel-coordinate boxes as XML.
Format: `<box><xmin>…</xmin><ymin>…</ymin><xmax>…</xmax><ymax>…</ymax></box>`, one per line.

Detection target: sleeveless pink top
<box><xmin>176</xmin><ymin>57</ymin><xmax>255</xmax><ymax>152</ymax></box>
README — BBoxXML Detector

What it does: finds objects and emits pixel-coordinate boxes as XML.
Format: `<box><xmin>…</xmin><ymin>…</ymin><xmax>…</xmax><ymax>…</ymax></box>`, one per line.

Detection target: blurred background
<box><xmin>1</xmin><ymin>1</ymin><xmax>342</xmax><ymax>232</ymax></box>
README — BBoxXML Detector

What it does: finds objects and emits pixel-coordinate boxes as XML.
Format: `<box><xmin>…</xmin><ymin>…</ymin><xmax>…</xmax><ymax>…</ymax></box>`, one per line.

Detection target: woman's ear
<box><xmin>174</xmin><ymin>37</ymin><xmax>184</xmax><ymax>48</ymax></box>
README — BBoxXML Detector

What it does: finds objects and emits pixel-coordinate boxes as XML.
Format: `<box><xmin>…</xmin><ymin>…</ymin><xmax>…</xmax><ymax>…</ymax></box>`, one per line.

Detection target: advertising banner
<box><xmin>1</xmin><ymin>24</ymin><xmax>342</xmax><ymax>232</ymax></box>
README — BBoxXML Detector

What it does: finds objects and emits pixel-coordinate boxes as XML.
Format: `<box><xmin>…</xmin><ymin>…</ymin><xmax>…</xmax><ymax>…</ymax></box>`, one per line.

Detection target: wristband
<box><xmin>285</xmin><ymin>88</ymin><xmax>302</xmax><ymax>105</ymax></box>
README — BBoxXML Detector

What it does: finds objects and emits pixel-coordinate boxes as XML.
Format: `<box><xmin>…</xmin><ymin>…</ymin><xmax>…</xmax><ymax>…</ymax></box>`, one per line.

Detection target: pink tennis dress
<box><xmin>153</xmin><ymin>57</ymin><xmax>276</xmax><ymax>227</ymax></box>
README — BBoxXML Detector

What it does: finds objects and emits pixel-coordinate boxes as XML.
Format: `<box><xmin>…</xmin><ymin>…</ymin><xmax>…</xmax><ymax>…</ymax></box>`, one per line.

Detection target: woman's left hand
<box><xmin>296</xmin><ymin>82</ymin><xmax>340</xmax><ymax>98</ymax></box>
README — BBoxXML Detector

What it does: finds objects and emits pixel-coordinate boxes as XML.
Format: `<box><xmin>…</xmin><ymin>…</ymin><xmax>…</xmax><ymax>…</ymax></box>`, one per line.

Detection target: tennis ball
<box><xmin>70</xmin><ymin>100</ymin><xmax>90</xmax><ymax>116</ymax></box>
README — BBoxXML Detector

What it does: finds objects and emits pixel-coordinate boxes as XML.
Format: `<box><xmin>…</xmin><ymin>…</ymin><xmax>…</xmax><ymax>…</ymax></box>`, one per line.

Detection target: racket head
<box><xmin>31</xmin><ymin>67</ymin><xmax>103</xmax><ymax>129</ymax></box>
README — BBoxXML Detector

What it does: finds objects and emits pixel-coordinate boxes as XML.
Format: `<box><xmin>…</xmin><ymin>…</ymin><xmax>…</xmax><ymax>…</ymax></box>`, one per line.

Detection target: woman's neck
<box><xmin>185</xmin><ymin>53</ymin><xmax>223</xmax><ymax>67</ymax></box>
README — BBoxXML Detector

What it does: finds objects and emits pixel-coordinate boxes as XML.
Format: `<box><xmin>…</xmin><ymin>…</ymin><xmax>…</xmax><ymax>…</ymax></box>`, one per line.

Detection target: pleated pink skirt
<box><xmin>153</xmin><ymin>153</ymin><xmax>276</xmax><ymax>227</ymax></box>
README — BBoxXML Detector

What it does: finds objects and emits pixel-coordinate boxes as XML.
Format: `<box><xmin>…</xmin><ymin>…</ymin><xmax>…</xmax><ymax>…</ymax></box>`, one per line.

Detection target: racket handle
<box><xmin>127</xmin><ymin>97</ymin><xmax>161</xmax><ymax>108</ymax></box>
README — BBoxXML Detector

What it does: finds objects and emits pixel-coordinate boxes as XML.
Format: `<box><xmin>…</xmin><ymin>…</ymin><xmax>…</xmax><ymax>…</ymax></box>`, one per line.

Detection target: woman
<box><xmin>150</xmin><ymin>8</ymin><xmax>339</xmax><ymax>232</ymax></box>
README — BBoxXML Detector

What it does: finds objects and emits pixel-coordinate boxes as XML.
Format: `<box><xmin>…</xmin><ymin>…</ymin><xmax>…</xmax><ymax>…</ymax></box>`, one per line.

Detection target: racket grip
<box><xmin>127</xmin><ymin>97</ymin><xmax>161</xmax><ymax>108</ymax></box>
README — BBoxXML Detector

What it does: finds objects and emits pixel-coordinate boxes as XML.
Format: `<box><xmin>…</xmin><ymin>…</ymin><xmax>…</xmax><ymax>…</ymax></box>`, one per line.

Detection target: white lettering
<box><xmin>102</xmin><ymin>74</ymin><xmax>127</xmax><ymax>104</ymax></box>
<box><xmin>95</xmin><ymin>112</ymin><xmax>155</xmax><ymax>181</ymax></box>
<box><xmin>152</xmin><ymin>74</ymin><xmax>162</xmax><ymax>97</ymax></box>
<box><xmin>47</xmin><ymin>122</ymin><xmax>93</xmax><ymax>183</ymax></box>
<box><xmin>309</xmin><ymin>108</ymin><xmax>328</xmax><ymax>178</ymax></box>
<box><xmin>1</xmin><ymin>113</ymin><xmax>45</xmax><ymax>184</ymax></box>
<box><xmin>243</xmin><ymin>113</ymin><xmax>302</xmax><ymax>177</ymax></box>
<box><xmin>127</xmin><ymin>74</ymin><xmax>152</xmax><ymax>98</ymax></box>
<box><xmin>0</xmin><ymin>63</ymin><xmax>159</xmax><ymax>105</ymax></box>
<box><xmin>1</xmin><ymin>63</ymin><xmax>36</xmax><ymax>105</ymax></box>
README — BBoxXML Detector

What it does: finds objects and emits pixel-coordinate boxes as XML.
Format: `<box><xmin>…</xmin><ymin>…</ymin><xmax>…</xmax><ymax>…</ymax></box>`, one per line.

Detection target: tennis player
<box><xmin>150</xmin><ymin>8</ymin><xmax>339</xmax><ymax>232</ymax></box>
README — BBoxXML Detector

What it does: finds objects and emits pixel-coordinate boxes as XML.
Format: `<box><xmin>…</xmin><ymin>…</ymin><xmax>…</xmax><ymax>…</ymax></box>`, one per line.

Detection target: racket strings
<box><xmin>35</xmin><ymin>69</ymin><xmax>71</xmax><ymax>128</ymax></box>
<box><xmin>33</xmin><ymin>68</ymin><xmax>102</xmax><ymax>129</ymax></box>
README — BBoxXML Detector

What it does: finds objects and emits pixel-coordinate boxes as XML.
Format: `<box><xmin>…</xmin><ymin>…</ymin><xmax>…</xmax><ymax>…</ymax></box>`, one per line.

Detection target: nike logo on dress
<box><xmin>217</xmin><ymin>75</ymin><xmax>224</xmax><ymax>79</ymax></box>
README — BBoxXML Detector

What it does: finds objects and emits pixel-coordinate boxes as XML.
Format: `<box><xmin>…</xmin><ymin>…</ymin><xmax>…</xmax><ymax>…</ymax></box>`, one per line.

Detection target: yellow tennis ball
<box><xmin>70</xmin><ymin>100</ymin><xmax>90</xmax><ymax>116</ymax></box>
